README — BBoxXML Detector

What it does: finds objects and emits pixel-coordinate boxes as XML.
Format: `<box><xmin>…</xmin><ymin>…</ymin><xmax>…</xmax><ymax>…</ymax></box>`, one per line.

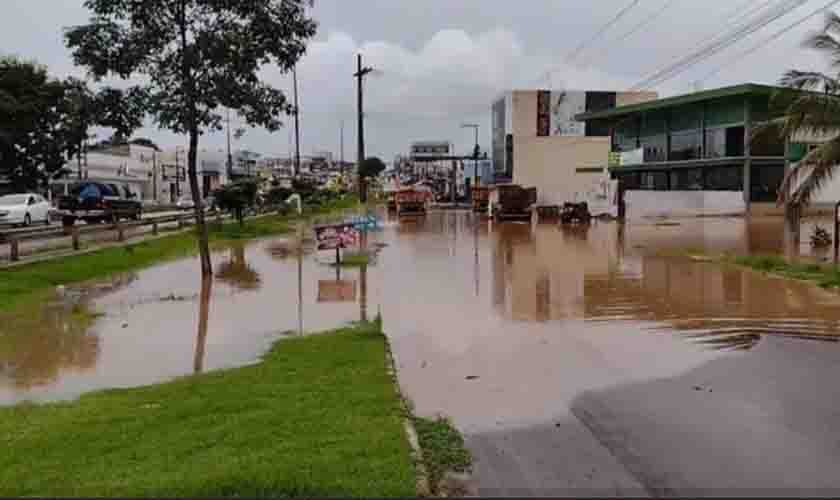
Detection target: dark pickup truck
<box><xmin>56</xmin><ymin>182</ymin><xmax>143</xmax><ymax>227</ymax></box>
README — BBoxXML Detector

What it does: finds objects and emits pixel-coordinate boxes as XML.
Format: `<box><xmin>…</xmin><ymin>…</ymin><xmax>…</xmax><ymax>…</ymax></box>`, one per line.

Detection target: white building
<box><xmin>52</xmin><ymin>143</ymin><xmax>157</xmax><ymax>202</ymax></box>
<box><xmin>53</xmin><ymin>144</ymin><xmax>230</xmax><ymax>205</ymax></box>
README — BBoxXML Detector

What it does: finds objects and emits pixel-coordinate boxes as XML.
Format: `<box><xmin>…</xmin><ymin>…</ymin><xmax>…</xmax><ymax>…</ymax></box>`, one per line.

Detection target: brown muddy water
<box><xmin>2</xmin><ymin>212</ymin><xmax>840</xmax><ymax>409</ymax></box>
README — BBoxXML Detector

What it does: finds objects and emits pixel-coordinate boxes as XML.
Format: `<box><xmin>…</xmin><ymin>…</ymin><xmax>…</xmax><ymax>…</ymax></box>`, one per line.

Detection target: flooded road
<box><xmin>4</xmin><ymin>211</ymin><xmax>840</xmax><ymax>495</ymax></box>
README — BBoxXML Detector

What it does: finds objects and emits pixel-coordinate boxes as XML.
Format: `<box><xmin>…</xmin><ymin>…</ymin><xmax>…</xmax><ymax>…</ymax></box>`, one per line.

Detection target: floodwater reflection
<box><xmin>6</xmin><ymin>211</ymin><xmax>840</xmax><ymax>406</ymax></box>
<box><xmin>488</xmin><ymin>217</ymin><xmax>840</xmax><ymax>348</ymax></box>
<box><xmin>215</xmin><ymin>244</ymin><xmax>261</xmax><ymax>291</ymax></box>
<box><xmin>193</xmin><ymin>278</ymin><xmax>212</xmax><ymax>374</ymax></box>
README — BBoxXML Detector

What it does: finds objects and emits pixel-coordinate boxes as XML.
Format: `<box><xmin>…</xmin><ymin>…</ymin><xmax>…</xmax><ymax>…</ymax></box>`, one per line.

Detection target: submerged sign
<box><xmin>314</xmin><ymin>223</ymin><xmax>359</xmax><ymax>250</ymax></box>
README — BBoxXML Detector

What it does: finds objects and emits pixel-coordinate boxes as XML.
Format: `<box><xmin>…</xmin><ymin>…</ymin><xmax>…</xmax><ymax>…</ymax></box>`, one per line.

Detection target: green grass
<box><xmin>412</xmin><ymin>416</ymin><xmax>472</xmax><ymax>495</ymax></box>
<box><xmin>730</xmin><ymin>254</ymin><xmax>840</xmax><ymax>288</ymax></box>
<box><xmin>0</xmin><ymin>322</ymin><xmax>416</xmax><ymax>497</ymax></box>
<box><xmin>338</xmin><ymin>253</ymin><xmax>371</xmax><ymax>267</ymax></box>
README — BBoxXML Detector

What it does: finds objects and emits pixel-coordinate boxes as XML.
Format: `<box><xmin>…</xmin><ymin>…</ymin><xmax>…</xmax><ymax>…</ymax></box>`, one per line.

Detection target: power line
<box><xmin>631</xmin><ymin>0</ymin><xmax>810</xmax><ymax>89</ymax></box>
<box><xmin>565</xmin><ymin>0</ymin><xmax>643</xmax><ymax>63</ymax></box>
<box><xmin>698</xmin><ymin>0</ymin><xmax>840</xmax><ymax>84</ymax></box>
<box><xmin>579</xmin><ymin>0</ymin><xmax>682</xmax><ymax>68</ymax></box>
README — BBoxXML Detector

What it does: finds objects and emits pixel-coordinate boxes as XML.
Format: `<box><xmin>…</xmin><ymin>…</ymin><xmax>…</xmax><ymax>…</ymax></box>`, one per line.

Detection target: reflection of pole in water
<box><xmin>298</xmin><ymin>223</ymin><xmax>304</xmax><ymax>336</ymax></box>
<box><xmin>474</xmin><ymin>213</ymin><xmax>480</xmax><ymax>297</ymax></box>
<box><xmin>193</xmin><ymin>277</ymin><xmax>213</xmax><ymax>374</ymax></box>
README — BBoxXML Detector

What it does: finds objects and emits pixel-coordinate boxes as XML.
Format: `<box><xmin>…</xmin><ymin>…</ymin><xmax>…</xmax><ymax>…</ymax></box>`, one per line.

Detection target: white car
<box><xmin>0</xmin><ymin>193</ymin><xmax>51</xmax><ymax>227</ymax></box>
<box><xmin>176</xmin><ymin>195</ymin><xmax>196</xmax><ymax>210</ymax></box>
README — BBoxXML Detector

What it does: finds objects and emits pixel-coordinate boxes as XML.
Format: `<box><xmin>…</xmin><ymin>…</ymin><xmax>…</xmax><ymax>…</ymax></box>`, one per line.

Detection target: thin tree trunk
<box><xmin>188</xmin><ymin>128</ymin><xmax>212</xmax><ymax>276</ymax></box>
<box><xmin>179</xmin><ymin>0</ymin><xmax>212</xmax><ymax>277</ymax></box>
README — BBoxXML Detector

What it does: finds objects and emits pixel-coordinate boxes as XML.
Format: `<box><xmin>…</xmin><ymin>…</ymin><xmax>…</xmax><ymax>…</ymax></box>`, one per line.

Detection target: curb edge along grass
<box><xmin>382</xmin><ymin>319</ymin><xmax>475</xmax><ymax>497</ymax></box>
<box><xmin>383</xmin><ymin>332</ymin><xmax>432</xmax><ymax>497</ymax></box>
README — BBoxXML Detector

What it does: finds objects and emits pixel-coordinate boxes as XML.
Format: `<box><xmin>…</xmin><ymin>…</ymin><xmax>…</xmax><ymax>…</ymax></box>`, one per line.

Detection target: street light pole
<box><xmin>354</xmin><ymin>54</ymin><xmax>374</xmax><ymax>203</ymax></box>
<box><xmin>461</xmin><ymin>123</ymin><xmax>480</xmax><ymax>188</ymax></box>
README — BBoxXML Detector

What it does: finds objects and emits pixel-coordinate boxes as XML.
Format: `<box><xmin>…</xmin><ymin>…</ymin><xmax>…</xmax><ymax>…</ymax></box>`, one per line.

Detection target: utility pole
<box><xmin>293</xmin><ymin>65</ymin><xmax>301</xmax><ymax>177</ymax></box>
<box><xmin>340</xmin><ymin>119</ymin><xmax>345</xmax><ymax>170</ymax></box>
<box><xmin>226</xmin><ymin>108</ymin><xmax>233</xmax><ymax>180</ymax></box>
<box><xmin>462</xmin><ymin>123</ymin><xmax>480</xmax><ymax>186</ymax></box>
<box><xmin>354</xmin><ymin>54</ymin><xmax>374</xmax><ymax>202</ymax></box>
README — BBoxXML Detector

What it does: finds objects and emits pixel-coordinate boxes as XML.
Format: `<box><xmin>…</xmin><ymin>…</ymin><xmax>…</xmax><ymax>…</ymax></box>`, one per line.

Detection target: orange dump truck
<box><xmin>396</xmin><ymin>186</ymin><xmax>432</xmax><ymax>216</ymax></box>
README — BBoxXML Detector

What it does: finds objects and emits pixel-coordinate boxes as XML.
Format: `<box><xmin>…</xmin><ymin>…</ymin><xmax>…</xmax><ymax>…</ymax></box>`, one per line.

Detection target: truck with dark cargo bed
<box><xmin>55</xmin><ymin>182</ymin><xmax>143</xmax><ymax>227</ymax></box>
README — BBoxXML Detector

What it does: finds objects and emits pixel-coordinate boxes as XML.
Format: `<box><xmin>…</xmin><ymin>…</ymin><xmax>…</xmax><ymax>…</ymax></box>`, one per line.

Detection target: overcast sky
<box><xmin>1</xmin><ymin>0</ymin><xmax>835</xmax><ymax>161</ymax></box>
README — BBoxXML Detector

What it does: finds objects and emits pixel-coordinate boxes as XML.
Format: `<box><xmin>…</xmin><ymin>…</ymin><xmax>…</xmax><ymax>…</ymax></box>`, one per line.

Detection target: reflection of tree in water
<box><xmin>265</xmin><ymin>237</ymin><xmax>315</xmax><ymax>260</ymax></box>
<box><xmin>215</xmin><ymin>245</ymin><xmax>261</xmax><ymax>291</ymax></box>
<box><xmin>0</xmin><ymin>304</ymin><xmax>100</xmax><ymax>390</ymax></box>
<box><xmin>584</xmin><ymin>256</ymin><xmax>840</xmax><ymax>351</ymax></box>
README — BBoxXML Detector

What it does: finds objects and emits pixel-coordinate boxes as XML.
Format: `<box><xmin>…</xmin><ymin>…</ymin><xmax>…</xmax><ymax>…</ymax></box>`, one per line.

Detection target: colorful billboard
<box><xmin>314</xmin><ymin>223</ymin><xmax>359</xmax><ymax>250</ymax></box>
<box><xmin>550</xmin><ymin>90</ymin><xmax>587</xmax><ymax>137</ymax></box>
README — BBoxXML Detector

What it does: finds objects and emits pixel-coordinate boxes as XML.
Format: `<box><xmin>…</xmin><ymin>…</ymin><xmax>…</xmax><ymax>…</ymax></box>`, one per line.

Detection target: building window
<box><xmin>705</xmin><ymin>165</ymin><xmax>743</xmax><ymax>191</ymax></box>
<box><xmin>704</xmin><ymin>126</ymin><xmax>744</xmax><ymax>158</ymax></box>
<box><xmin>751</xmin><ymin>164</ymin><xmax>785</xmax><ymax>202</ymax></box>
<box><xmin>670</xmin><ymin>130</ymin><xmax>702</xmax><ymax>160</ymax></box>
<box><xmin>670</xmin><ymin>168</ymin><xmax>703</xmax><ymax>190</ymax></box>
<box><xmin>640</xmin><ymin>134</ymin><xmax>667</xmax><ymax>162</ymax></box>
<box><xmin>640</xmin><ymin>171</ymin><xmax>669</xmax><ymax>190</ymax></box>
<box><xmin>751</xmin><ymin>130</ymin><xmax>785</xmax><ymax>156</ymax></box>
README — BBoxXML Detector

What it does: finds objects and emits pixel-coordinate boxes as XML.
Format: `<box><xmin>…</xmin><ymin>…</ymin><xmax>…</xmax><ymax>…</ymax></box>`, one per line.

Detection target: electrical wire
<box><xmin>565</xmin><ymin>0</ymin><xmax>643</xmax><ymax>63</ymax></box>
<box><xmin>698</xmin><ymin>0</ymin><xmax>840</xmax><ymax>83</ymax></box>
<box><xmin>631</xmin><ymin>0</ymin><xmax>810</xmax><ymax>89</ymax></box>
<box><xmin>578</xmin><ymin>0</ymin><xmax>682</xmax><ymax>68</ymax></box>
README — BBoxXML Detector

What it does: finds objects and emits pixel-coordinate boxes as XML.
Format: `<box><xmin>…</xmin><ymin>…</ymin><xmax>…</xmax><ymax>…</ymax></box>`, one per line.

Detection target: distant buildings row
<box><xmin>43</xmin><ymin>146</ymin><xmax>353</xmax><ymax>204</ymax></box>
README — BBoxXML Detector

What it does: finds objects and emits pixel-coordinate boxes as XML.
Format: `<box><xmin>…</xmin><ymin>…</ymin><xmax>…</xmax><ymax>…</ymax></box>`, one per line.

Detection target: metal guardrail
<box><xmin>0</xmin><ymin>209</ymin><xmax>228</xmax><ymax>263</ymax></box>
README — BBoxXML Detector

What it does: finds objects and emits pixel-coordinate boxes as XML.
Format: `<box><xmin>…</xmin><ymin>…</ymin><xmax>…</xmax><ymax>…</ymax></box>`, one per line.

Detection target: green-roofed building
<box><xmin>574</xmin><ymin>83</ymin><xmax>801</xmax><ymax>217</ymax></box>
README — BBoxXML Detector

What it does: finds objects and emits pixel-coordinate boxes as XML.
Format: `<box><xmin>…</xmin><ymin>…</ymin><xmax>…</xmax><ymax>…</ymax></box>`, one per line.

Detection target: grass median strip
<box><xmin>0</xmin><ymin>321</ymin><xmax>416</xmax><ymax>497</ymax></box>
<box><xmin>412</xmin><ymin>416</ymin><xmax>473</xmax><ymax>496</ymax></box>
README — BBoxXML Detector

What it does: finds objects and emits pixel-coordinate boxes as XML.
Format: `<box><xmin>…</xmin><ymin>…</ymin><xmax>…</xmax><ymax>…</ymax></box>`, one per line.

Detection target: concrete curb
<box><xmin>383</xmin><ymin>335</ymin><xmax>432</xmax><ymax>497</ymax></box>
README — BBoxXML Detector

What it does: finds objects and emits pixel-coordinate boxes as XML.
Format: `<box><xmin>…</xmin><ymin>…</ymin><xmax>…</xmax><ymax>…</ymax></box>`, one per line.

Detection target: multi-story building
<box><xmin>51</xmin><ymin>143</ymin><xmax>158</xmax><ymax>202</ymax></box>
<box><xmin>574</xmin><ymin>83</ymin><xmax>840</xmax><ymax>217</ymax></box>
<box><xmin>491</xmin><ymin>89</ymin><xmax>657</xmax><ymax>209</ymax></box>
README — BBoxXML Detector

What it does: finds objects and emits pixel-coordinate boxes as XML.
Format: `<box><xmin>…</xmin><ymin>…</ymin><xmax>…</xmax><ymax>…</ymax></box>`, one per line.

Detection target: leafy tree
<box><xmin>95</xmin><ymin>86</ymin><xmax>148</xmax><ymax>143</ymax></box>
<box><xmin>358</xmin><ymin>156</ymin><xmax>386</xmax><ymax>203</ymax></box>
<box><xmin>215</xmin><ymin>180</ymin><xmax>258</xmax><ymax>226</ymax></box>
<box><xmin>0</xmin><ymin>57</ymin><xmax>76</xmax><ymax>191</ymax></box>
<box><xmin>66</xmin><ymin>0</ymin><xmax>317</xmax><ymax>276</ymax></box>
<box><xmin>359</xmin><ymin>156</ymin><xmax>386</xmax><ymax>179</ymax></box>
<box><xmin>769</xmin><ymin>12</ymin><xmax>840</xmax><ymax>237</ymax></box>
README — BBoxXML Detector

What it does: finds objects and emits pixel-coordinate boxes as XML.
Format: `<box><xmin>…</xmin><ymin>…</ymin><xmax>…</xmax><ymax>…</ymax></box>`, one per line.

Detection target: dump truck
<box><xmin>489</xmin><ymin>184</ymin><xmax>537</xmax><ymax>221</ymax></box>
<box><xmin>396</xmin><ymin>185</ymin><xmax>432</xmax><ymax>216</ymax></box>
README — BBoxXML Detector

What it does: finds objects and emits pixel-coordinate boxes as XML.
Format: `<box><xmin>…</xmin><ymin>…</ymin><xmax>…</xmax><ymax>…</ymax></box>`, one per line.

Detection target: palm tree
<box><xmin>774</xmin><ymin>13</ymin><xmax>840</xmax><ymax>237</ymax></box>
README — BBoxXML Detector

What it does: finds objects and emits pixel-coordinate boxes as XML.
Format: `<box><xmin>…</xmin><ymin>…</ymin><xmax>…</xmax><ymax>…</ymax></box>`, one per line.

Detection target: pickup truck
<box><xmin>56</xmin><ymin>182</ymin><xmax>143</xmax><ymax>227</ymax></box>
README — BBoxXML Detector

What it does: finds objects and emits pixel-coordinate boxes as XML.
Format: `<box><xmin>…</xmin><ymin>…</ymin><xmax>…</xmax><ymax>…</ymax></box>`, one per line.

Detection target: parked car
<box><xmin>56</xmin><ymin>182</ymin><xmax>143</xmax><ymax>227</ymax></box>
<box><xmin>176</xmin><ymin>194</ymin><xmax>196</xmax><ymax>211</ymax></box>
<box><xmin>0</xmin><ymin>193</ymin><xmax>51</xmax><ymax>227</ymax></box>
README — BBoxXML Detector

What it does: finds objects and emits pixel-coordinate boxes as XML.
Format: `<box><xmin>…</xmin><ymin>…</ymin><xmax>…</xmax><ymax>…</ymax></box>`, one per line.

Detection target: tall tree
<box><xmin>0</xmin><ymin>57</ymin><xmax>76</xmax><ymax>191</ymax></box>
<box><xmin>66</xmin><ymin>0</ymin><xmax>317</xmax><ymax>276</ymax></box>
<box><xmin>773</xmin><ymin>12</ymin><xmax>840</xmax><ymax>237</ymax></box>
